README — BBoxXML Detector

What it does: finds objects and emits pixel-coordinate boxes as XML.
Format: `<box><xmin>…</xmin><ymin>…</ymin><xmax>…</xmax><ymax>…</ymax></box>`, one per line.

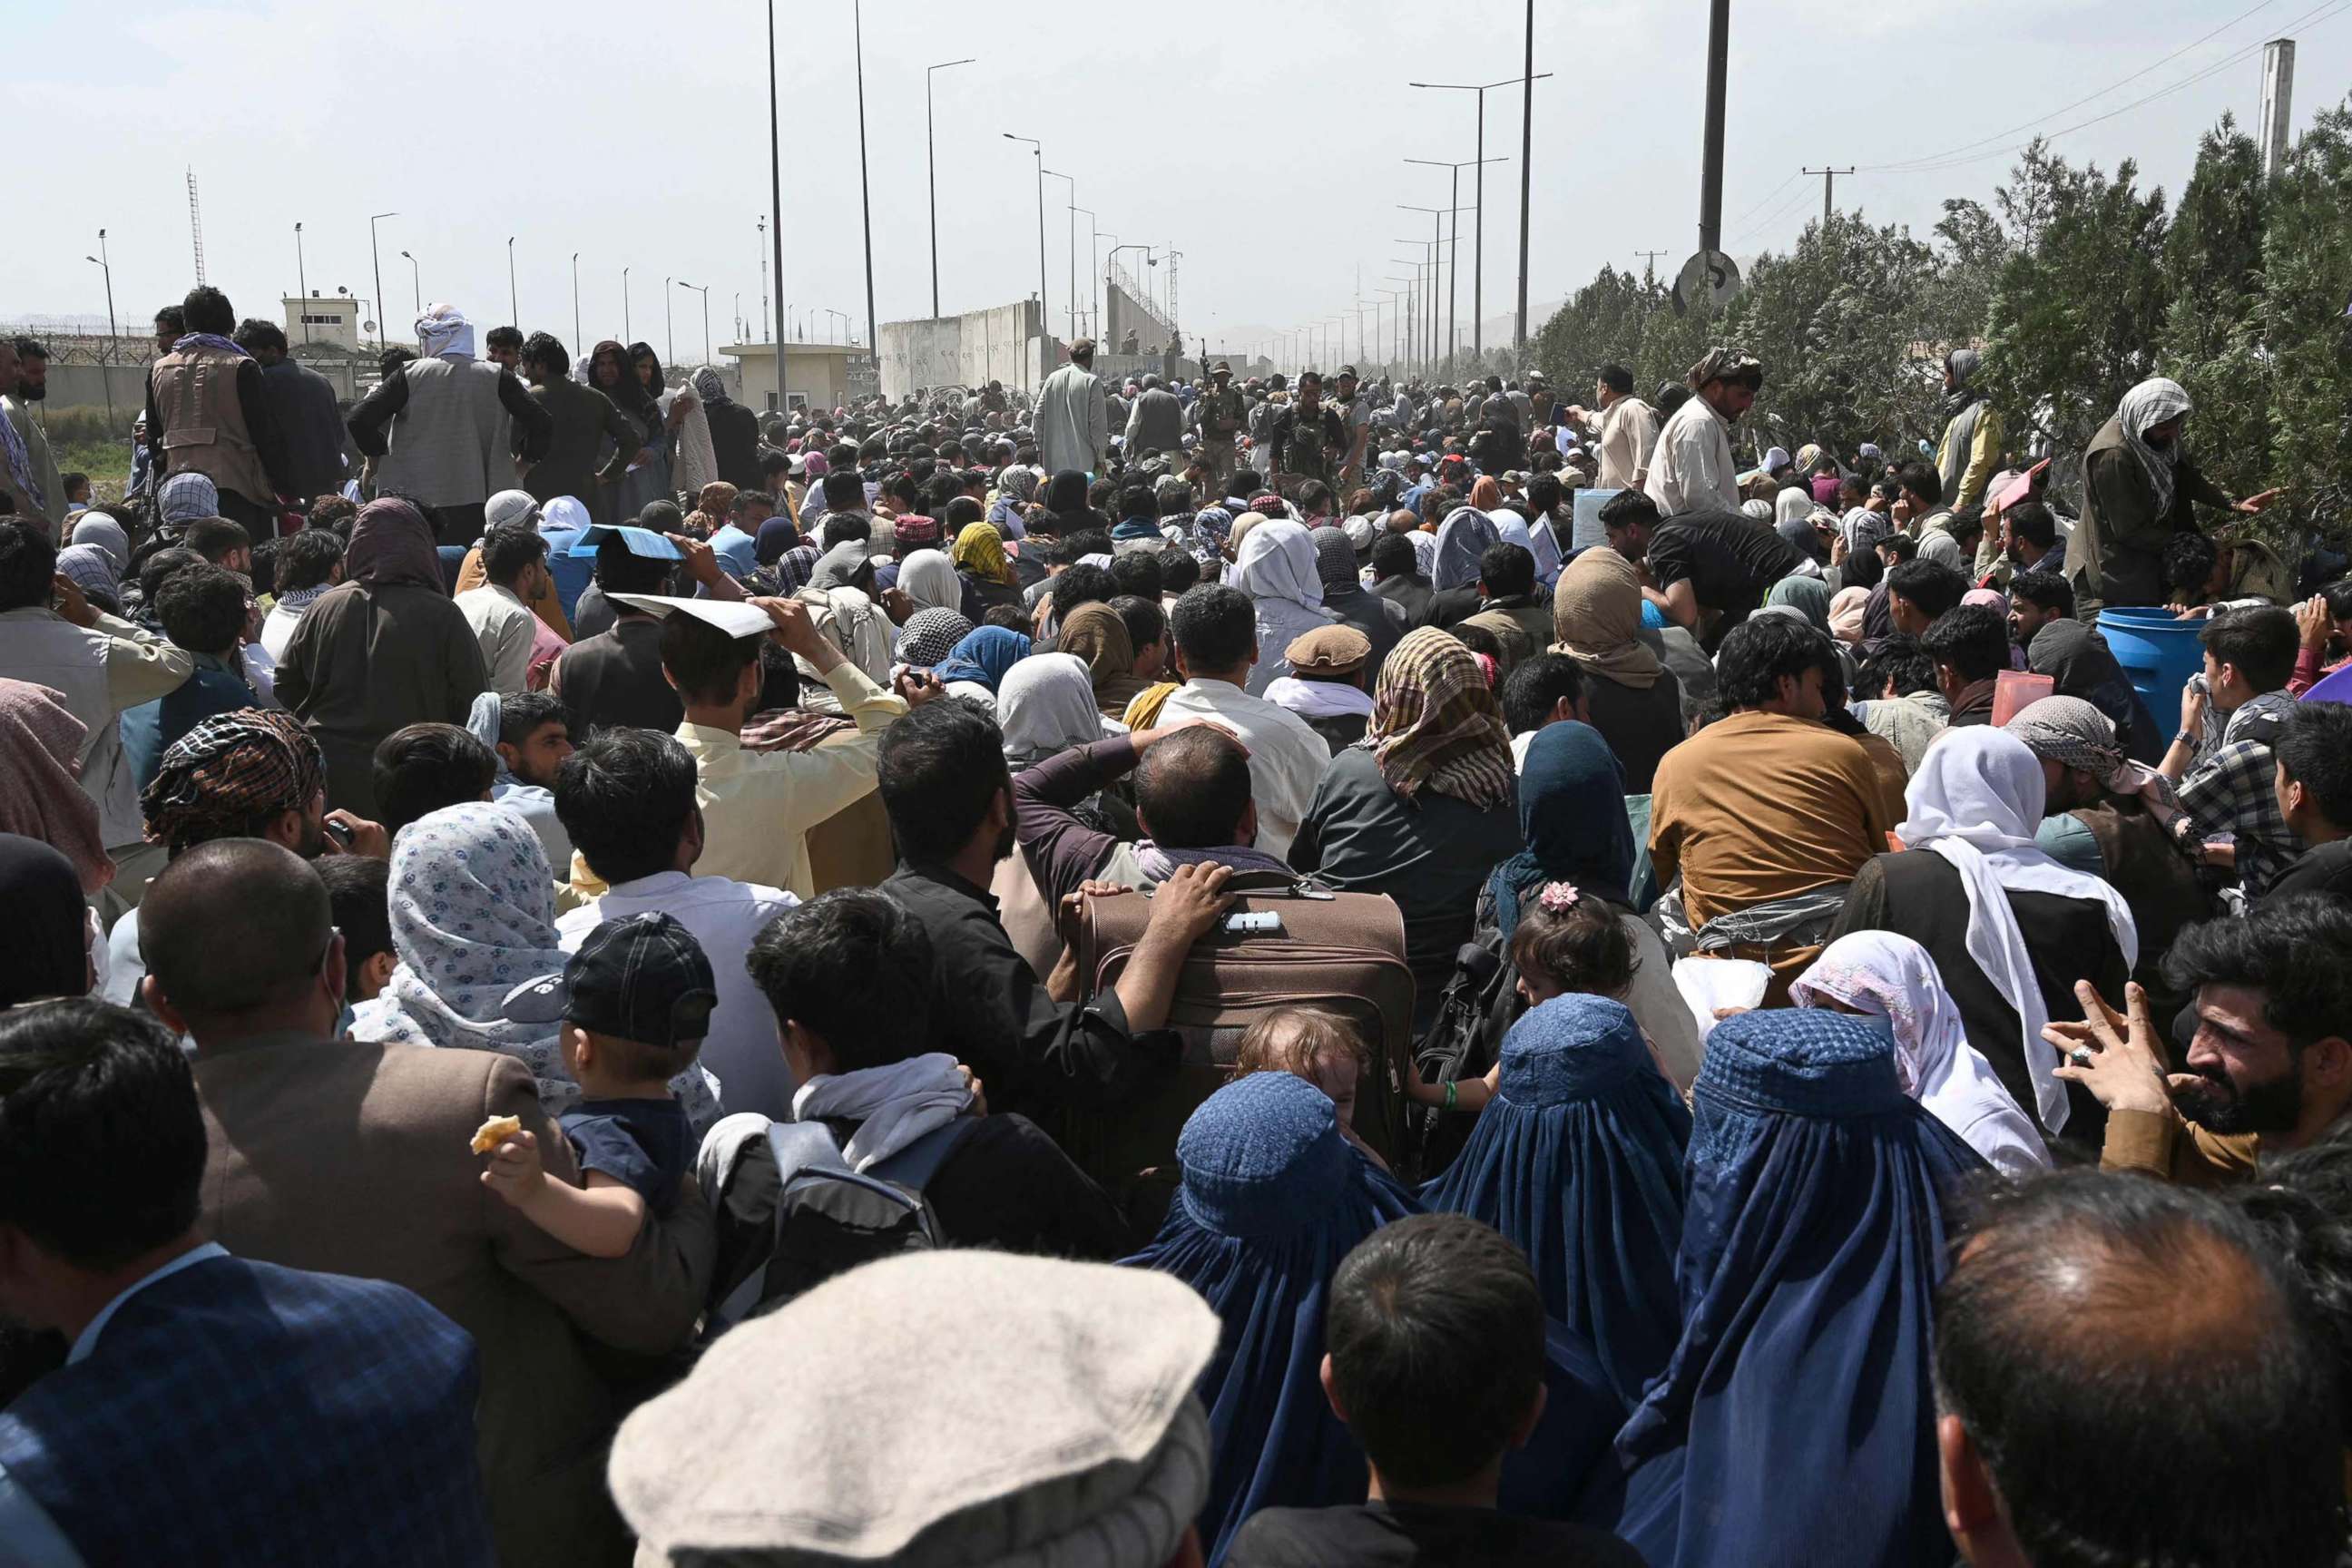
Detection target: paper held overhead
<box><xmin>607</xmin><ymin>594</ymin><xmax>777</xmax><ymax>639</ymax></box>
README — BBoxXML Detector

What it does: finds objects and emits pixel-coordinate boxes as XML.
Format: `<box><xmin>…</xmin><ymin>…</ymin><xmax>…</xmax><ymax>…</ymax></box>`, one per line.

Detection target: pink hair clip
<box><xmin>1538</xmin><ymin>881</ymin><xmax>1581</xmax><ymax>913</ymax></box>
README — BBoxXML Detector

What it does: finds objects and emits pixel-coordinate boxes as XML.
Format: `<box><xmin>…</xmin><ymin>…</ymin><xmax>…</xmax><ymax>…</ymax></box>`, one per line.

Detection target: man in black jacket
<box><xmin>691</xmin><ymin>368</ymin><xmax>763</xmax><ymax>492</ymax></box>
<box><xmin>519</xmin><ymin>333</ymin><xmax>638</xmax><ymax>509</ymax></box>
<box><xmin>232</xmin><ymin>320</ymin><xmax>348</xmax><ymax>505</ymax></box>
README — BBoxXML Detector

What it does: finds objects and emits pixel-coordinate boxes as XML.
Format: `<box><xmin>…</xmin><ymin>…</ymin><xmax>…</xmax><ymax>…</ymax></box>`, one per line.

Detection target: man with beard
<box><xmin>4</xmin><ymin>338</ymin><xmax>65</xmax><ymax>532</ymax></box>
<box><xmin>2052</xmin><ymin>897</ymin><xmax>2352</xmax><ymax>1185</ymax></box>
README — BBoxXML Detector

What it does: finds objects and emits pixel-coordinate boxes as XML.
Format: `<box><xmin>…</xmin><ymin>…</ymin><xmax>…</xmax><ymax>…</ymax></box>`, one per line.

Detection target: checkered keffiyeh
<box><xmin>897</xmin><ymin>606</ymin><xmax>973</xmax><ymax>669</ymax></box>
<box><xmin>1360</xmin><ymin>626</ymin><xmax>1515</xmax><ymax>810</ymax></box>
<box><xmin>142</xmin><ymin>708</ymin><xmax>326</xmax><ymax>851</ymax></box>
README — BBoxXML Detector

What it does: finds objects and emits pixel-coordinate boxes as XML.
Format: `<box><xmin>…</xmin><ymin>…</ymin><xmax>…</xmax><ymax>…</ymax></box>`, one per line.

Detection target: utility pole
<box><xmin>1516</xmin><ymin>0</ymin><xmax>1535</xmax><ymax>355</ymax></box>
<box><xmin>853</xmin><ymin>0</ymin><xmax>878</xmax><ymax>364</ymax></box>
<box><xmin>572</xmin><ymin>253</ymin><xmax>582</xmax><ymax>359</ymax></box>
<box><xmin>1634</xmin><ymin>249</ymin><xmax>1669</xmax><ymax>281</ymax></box>
<box><xmin>1699</xmin><ymin>0</ymin><xmax>1730</xmax><ymax>254</ymax></box>
<box><xmin>926</xmin><ymin>57</ymin><xmax>977</xmax><ymax>319</ymax></box>
<box><xmin>506</xmin><ymin>237</ymin><xmax>518</xmax><ymax>326</ymax></box>
<box><xmin>292</xmin><ymin>224</ymin><xmax>306</xmax><ymax>344</ymax></box>
<box><xmin>1801</xmin><ymin>165</ymin><xmax>1855</xmax><ymax>223</ymax></box>
<box><xmin>768</xmin><ymin>0</ymin><xmax>789</xmax><ymax>410</ymax></box>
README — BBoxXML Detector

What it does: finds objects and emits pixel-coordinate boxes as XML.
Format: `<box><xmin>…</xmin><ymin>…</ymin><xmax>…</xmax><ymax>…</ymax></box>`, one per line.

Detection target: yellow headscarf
<box><xmin>952</xmin><ymin>521</ymin><xmax>1014</xmax><ymax>585</ymax></box>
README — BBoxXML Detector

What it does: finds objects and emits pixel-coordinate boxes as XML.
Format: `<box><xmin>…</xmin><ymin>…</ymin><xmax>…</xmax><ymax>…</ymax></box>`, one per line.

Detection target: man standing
<box><xmin>1269</xmin><ymin>371</ymin><xmax>1348</xmax><ymax>491</ymax></box>
<box><xmin>516</xmin><ymin>333</ymin><xmax>638</xmax><ymax>510</ymax></box>
<box><xmin>346</xmin><ymin>303</ymin><xmax>551</xmax><ymax>545</ymax></box>
<box><xmin>4</xmin><ymin>338</ymin><xmax>65</xmax><ymax>533</ymax></box>
<box><xmin>1564</xmin><ymin>363</ymin><xmax>1658</xmax><ymax>494</ymax></box>
<box><xmin>1195</xmin><ymin>361</ymin><xmax>1247</xmax><ymax>496</ymax></box>
<box><xmin>2065</xmin><ymin>377</ymin><xmax>2276</xmax><ymax>614</ymax></box>
<box><xmin>1934</xmin><ymin>348</ymin><xmax>2003</xmax><ymax>516</ymax></box>
<box><xmin>144</xmin><ymin>287</ymin><xmax>292</xmax><ymax>535</ymax></box>
<box><xmin>1035</xmin><ymin>338</ymin><xmax>1108</xmax><ymax>477</ymax></box>
<box><xmin>2161</xmin><ymin>606</ymin><xmax>2304</xmax><ymax>899</ymax></box>
<box><xmin>454</xmin><ymin>523</ymin><xmax>554</xmax><ymax>696</ymax></box>
<box><xmin>1331</xmin><ymin>367</ymin><xmax>1374</xmax><ymax>488</ymax></box>
<box><xmin>1123</xmin><ymin>372</ymin><xmax>1183</xmax><ymax>459</ymax></box>
<box><xmin>1643</xmin><ymin>347</ymin><xmax>1759</xmax><ymax>517</ymax></box>
<box><xmin>233</xmin><ymin>320</ymin><xmax>348</xmax><ymax>505</ymax></box>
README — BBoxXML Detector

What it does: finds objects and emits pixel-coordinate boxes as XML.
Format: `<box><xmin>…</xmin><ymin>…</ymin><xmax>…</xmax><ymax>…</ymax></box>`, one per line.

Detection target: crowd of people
<box><xmin>5</xmin><ymin>285</ymin><xmax>2352</xmax><ymax>1566</ymax></box>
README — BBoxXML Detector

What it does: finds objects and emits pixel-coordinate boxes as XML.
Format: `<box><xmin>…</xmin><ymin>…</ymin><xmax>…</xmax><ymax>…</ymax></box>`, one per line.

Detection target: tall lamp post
<box><xmin>291</xmin><ymin>223</ymin><xmax>306</xmax><ymax>344</ymax></box>
<box><xmin>1405</xmin><ymin>158</ymin><xmax>1504</xmax><ymax>372</ymax></box>
<box><xmin>663</xmin><ymin>276</ymin><xmax>674</xmax><ymax>365</ymax></box>
<box><xmin>506</xmin><ymin>237</ymin><xmax>518</xmax><ymax>327</ymax></box>
<box><xmin>622</xmin><ymin>266</ymin><xmax>632</xmax><ymax>341</ymax></box>
<box><xmin>1090</xmin><ymin>226</ymin><xmax>1114</xmax><ymax>342</ymax></box>
<box><xmin>1396</xmin><ymin>212</ymin><xmax>1445</xmax><ymax>370</ymax></box>
<box><xmin>84</xmin><ymin>241</ymin><xmax>116</xmax><ymax>422</ymax></box>
<box><xmin>825</xmin><ymin>309</ymin><xmax>849</xmax><ymax>344</ymax></box>
<box><xmin>678</xmin><ymin>280</ymin><xmax>710</xmax><ymax>366</ymax></box>
<box><xmin>368</xmin><ymin>211</ymin><xmax>398</xmax><ymax>351</ymax></box>
<box><xmin>399</xmin><ymin>250</ymin><xmax>421</xmax><ymax>315</ymax></box>
<box><xmin>571</xmin><ymin>252</ymin><xmax>582</xmax><ymax>358</ymax></box>
<box><xmin>852</xmin><ymin>0</ymin><xmax>878</xmax><ymax>377</ymax></box>
<box><xmin>1069</xmin><ymin>204</ymin><xmax>1095</xmax><ymax>338</ymax></box>
<box><xmin>1107</xmin><ymin>243</ymin><xmax>1152</xmax><ymax>354</ymax></box>
<box><xmin>1044</xmin><ymin>171</ymin><xmax>1076</xmax><ymax>341</ymax></box>
<box><xmin>1408</xmin><ymin>74</ymin><xmax>1551</xmax><ymax>362</ymax></box>
<box><xmin>1003</xmin><ymin>133</ymin><xmax>1049</xmax><ymax>381</ymax></box>
<box><xmin>767</xmin><ymin>0</ymin><xmax>789</xmax><ymax>411</ymax></box>
<box><xmin>925</xmin><ymin>57</ymin><xmax>976</xmax><ymax>319</ymax></box>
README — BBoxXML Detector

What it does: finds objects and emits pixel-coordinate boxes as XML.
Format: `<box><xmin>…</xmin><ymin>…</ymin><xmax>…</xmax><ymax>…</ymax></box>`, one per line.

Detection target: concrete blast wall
<box><xmin>878</xmin><ymin>299</ymin><xmax>1051</xmax><ymax>398</ymax></box>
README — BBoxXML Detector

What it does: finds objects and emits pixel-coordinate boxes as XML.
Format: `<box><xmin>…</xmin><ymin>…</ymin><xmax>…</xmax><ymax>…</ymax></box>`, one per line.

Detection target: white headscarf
<box><xmin>1494</xmin><ymin>503</ymin><xmax>1563</xmax><ymax>584</ymax></box>
<box><xmin>2116</xmin><ymin>377</ymin><xmax>2192</xmax><ymax>520</ymax></box>
<box><xmin>1233</xmin><ymin>520</ymin><xmax>1330</xmax><ymax>617</ymax></box>
<box><xmin>1791</xmin><ymin>931</ymin><xmax>2052</xmax><ymax>1175</ymax></box>
<box><xmin>1895</xmin><ymin>728</ymin><xmax>2139</xmax><ymax>1134</ymax></box>
<box><xmin>1431</xmin><ymin>506</ymin><xmax>1500</xmax><ymax>592</ymax></box>
<box><xmin>897</xmin><ymin>549</ymin><xmax>962</xmax><ymax>614</ymax></box>
<box><xmin>996</xmin><ymin>652</ymin><xmax>1122</xmax><ymax>767</ymax></box>
<box><xmin>415</xmin><ymin>302</ymin><xmax>475</xmax><ymax>360</ymax></box>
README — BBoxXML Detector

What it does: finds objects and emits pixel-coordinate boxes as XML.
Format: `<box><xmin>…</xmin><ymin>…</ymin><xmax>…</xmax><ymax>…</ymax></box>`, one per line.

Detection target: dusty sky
<box><xmin>11</xmin><ymin>0</ymin><xmax>2345</xmax><ymax>368</ymax></box>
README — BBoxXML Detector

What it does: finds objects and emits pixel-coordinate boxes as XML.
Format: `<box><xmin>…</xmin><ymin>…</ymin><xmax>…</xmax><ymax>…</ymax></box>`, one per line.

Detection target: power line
<box><xmin>1861</xmin><ymin>0</ymin><xmax>2284</xmax><ymax>172</ymax></box>
<box><xmin>1869</xmin><ymin>0</ymin><xmax>2349</xmax><ymax>176</ymax></box>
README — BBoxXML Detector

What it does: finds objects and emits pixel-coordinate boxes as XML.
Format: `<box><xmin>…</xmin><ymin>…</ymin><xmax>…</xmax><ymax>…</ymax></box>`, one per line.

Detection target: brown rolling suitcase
<box><xmin>1053</xmin><ymin>871</ymin><xmax>1418</xmax><ymax>1215</ymax></box>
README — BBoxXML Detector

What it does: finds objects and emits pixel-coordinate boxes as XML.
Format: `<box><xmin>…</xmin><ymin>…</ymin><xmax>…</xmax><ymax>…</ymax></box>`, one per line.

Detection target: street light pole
<box><xmin>926</xmin><ymin>57</ymin><xmax>977</xmax><ymax>320</ymax></box>
<box><xmin>1406</xmin><ymin>159</ymin><xmax>1504</xmax><ymax>373</ymax></box>
<box><xmin>84</xmin><ymin>240</ymin><xmax>116</xmax><ymax>423</ymax></box>
<box><xmin>1003</xmin><ymin>133</ymin><xmax>1049</xmax><ymax>382</ymax></box>
<box><xmin>664</xmin><ymin>277</ymin><xmax>674</xmax><ymax>365</ymax></box>
<box><xmin>1091</xmin><ymin>227</ymin><xmax>1112</xmax><ymax>342</ymax></box>
<box><xmin>853</xmin><ymin>0</ymin><xmax>878</xmax><ymax>373</ymax></box>
<box><xmin>1409</xmin><ymin>74</ymin><xmax>1550</xmax><ymax>362</ymax></box>
<box><xmin>572</xmin><ymin>253</ymin><xmax>582</xmax><ymax>358</ymax></box>
<box><xmin>292</xmin><ymin>223</ymin><xmax>306</xmax><ymax>344</ymax></box>
<box><xmin>507</xmin><ymin>237</ymin><xmax>517</xmax><ymax>327</ymax></box>
<box><xmin>368</xmin><ymin>211</ymin><xmax>398</xmax><ymax>352</ymax></box>
<box><xmin>622</xmin><ymin>267</ymin><xmax>632</xmax><ymax>341</ymax></box>
<box><xmin>1397</xmin><ymin>211</ymin><xmax>1444</xmax><ymax>370</ymax></box>
<box><xmin>399</xmin><ymin>250</ymin><xmax>420</xmax><ymax>314</ymax></box>
<box><xmin>679</xmin><ymin>281</ymin><xmax>711</xmax><ymax>366</ymax></box>
<box><xmin>1044</xmin><ymin>171</ymin><xmax>1075</xmax><ymax>342</ymax></box>
<box><xmin>768</xmin><ymin>0</ymin><xmax>789</xmax><ymax>411</ymax></box>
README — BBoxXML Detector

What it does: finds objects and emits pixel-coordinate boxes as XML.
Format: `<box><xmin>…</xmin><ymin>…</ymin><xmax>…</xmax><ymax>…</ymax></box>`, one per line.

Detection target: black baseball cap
<box><xmin>502</xmin><ymin>912</ymin><xmax>717</xmax><ymax>1047</ymax></box>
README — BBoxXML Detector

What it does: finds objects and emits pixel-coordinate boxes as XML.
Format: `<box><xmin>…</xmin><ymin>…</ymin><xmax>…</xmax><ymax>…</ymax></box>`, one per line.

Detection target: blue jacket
<box><xmin>120</xmin><ymin>656</ymin><xmax>256</xmax><ymax>791</ymax></box>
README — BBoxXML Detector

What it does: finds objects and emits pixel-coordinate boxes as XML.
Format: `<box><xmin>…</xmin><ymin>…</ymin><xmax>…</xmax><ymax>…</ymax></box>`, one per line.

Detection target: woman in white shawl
<box><xmin>1792</xmin><ymin>930</ymin><xmax>2051</xmax><ymax>1175</ymax></box>
<box><xmin>995</xmin><ymin>652</ymin><xmax>1124</xmax><ymax>769</ymax></box>
<box><xmin>350</xmin><ymin>800</ymin><xmax>721</xmax><ymax>1133</ymax></box>
<box><xmin>1883</xmin><ymin>727</ymin><xmax>2138</xmax><ymax>1137</ymax></box>
<box><xmin>662</xmin><ymin>377</ymin><xmax>717</xmax><ymax>495</ymax></box>
<box><xmin>1430</xmin><ymin>506</ymin><xmax>1500</xmax><ymax>593</ymax></box>
<box><xmin>896</xmin><ymin>548</ymin><xmax>965</xmax><ymax>617</ymax></box>
<box><xmin>1231</xmin><ymin>519</ymin><xmax>1337</xmax><ymax>696</ymax></box>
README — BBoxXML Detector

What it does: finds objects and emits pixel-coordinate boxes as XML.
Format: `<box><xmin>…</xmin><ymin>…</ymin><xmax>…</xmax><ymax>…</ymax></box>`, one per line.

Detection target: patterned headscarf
<box><xmin>352</xmin><ymin>801</ymin><xmax>575</xmax><ymax>1102</ymax></box>
<box><xmin>691</xmin><ymin>365</ymin><xmax>731</xmax><ymax>407</ymax></box>
<box><xmin>1190</xmin><ymin>505</ymin><xmax>1234</xmax><ymax>565</ymax></box>
<box><xmin>897</xmin><ymin>606</ymin><xmax>974</xmax><ymax>669</ymax></box>
<box><xmin>1361</xmin><ymin>627</ymin><xmax>1515</xmax><ymax>810</ymax></box>
<box><xmin>2116</xmin><ymin>377</ymin><xmax>2192</xmax><ymax>519</ymax></box>
<box><xmin>1308</xmin><ymin>525</ymin><xmax>1358</xmax><ymax>592</ymax></box>
<box><xmin>952</xmin><ymin>521</ymin><xmax>1014</xmax><ymax>586</ymax></box>
<box><xmin>140</xmin><ymin>707</ymin><xmax>326</xmax><ymax>857</ymax></box>
<box><xmin>159</xmin><ymin>472</ymin><xmax>220</xmax><ymax>528</ymax></box>
<box><xmin>344</xmin><ymin>497</ymin><xmax>446</xmax><ymax>591</ymax></box>
<box><xmin>415</xmin><ymin>302</ymin><xmax>475</xmax><ymax>359</ymax></box>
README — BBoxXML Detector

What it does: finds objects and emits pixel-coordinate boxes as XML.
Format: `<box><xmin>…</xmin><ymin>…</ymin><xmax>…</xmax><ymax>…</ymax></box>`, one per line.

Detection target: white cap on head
<box><xmin>484</xmin><ymin>489</ymin><xmax>541</xmax><ymax>530</ymax></box>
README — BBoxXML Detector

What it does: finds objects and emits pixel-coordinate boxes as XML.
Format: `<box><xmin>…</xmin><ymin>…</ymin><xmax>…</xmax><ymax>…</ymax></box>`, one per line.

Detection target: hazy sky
<box><xmin>12</xmin><ymin>0</ymin><xmax>2345</xmax><ymax>368</ymax></box>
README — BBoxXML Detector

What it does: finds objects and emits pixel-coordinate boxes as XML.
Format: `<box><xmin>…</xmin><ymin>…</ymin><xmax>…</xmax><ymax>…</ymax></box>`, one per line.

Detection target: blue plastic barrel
<box><xmin>2097</xmin><ymin>607</ymin><xmax>2204</xmax><ymax>740</ymax></box>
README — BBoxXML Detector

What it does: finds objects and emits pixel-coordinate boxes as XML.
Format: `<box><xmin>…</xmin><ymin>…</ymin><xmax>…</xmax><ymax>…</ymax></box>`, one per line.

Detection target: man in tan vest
<box><xmin>143</xmin><ymin>285</ymin><xmax>289</xmax><ymax>534</ymax></box>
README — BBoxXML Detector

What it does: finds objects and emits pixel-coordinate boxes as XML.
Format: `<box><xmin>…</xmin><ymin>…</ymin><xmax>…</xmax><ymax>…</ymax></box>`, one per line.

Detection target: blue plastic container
<box><xmin>2097</xmin><ymin>607</ymin><xmax>2204</xmax><ymax>740</ymax></box>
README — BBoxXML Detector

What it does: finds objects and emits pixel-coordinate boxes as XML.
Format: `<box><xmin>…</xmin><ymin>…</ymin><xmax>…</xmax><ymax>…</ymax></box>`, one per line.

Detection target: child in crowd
<box><xmin>477</xmin><ymin>912</ymin><xmax>716</xmax><ymax>1258</ymax></box>
<box><xmin>1237</xmin><ymin>1007</ymin><xmax>1388</xmax><ymax>1169</ymax></box>
<box><xmin>62</xmin><ymin>473</ymin><xmax>91</xmax><ymax>514</ymax></box>
<box><xmin>1509</xmin><ymin>880</ymin><xmax>1637</xmax><ymax>1008</ymax></box>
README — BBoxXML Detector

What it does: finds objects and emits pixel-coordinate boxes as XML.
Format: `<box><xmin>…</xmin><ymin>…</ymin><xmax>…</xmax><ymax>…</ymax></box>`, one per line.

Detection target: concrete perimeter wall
<box><xmin>878</xmin><ymin>299</ymin><xmax>1054</xmax><ymax>399</ymax></box>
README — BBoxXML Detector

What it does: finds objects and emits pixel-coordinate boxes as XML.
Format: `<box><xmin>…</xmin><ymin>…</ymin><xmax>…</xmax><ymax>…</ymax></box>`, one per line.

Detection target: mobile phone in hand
<box><xmin>323</xmin><ymin>817</ymin><xmax>356</xmax><ymax>848</ymax></box>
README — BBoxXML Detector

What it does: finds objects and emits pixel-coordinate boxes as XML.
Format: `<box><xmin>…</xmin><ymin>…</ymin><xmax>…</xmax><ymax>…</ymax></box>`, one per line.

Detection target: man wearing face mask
<box><xmin>2066</xmin><ymin>377</ymin><xmax>2278</xmax><ymax>618</ymax></box>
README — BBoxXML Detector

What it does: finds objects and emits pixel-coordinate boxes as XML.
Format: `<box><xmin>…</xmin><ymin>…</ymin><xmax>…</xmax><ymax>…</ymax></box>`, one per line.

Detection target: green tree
<box><xmin>1979</xmin><ymin>146</ymin><xmax>2172</xmax><ymax>458</ymax></box>
<box><xmin>1534</xmin><ymin>266</ymin><xmax>1668</xmax><ymax>394</ymax></box>
<box><xmin>2159</xmin><ymin>116</ymin><xmax>2271</xmax><ymax>507</ymax></box>
<box><xmin>2256</xmin><ymin>101</ymin><xmax>2352</xmax><ymax>548</ymax></box>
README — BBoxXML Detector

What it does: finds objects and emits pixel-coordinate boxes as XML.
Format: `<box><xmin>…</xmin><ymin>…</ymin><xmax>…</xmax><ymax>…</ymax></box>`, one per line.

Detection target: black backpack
<box><xmin>1408</xmin><ymin>938</ymin><xmax>1515</xmax><ymax>1180</ymax></box>
<box><xmin>708</xmin><ymin>1117</ymin><xmax>975</xmax><ymax>1333</ymax></box>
